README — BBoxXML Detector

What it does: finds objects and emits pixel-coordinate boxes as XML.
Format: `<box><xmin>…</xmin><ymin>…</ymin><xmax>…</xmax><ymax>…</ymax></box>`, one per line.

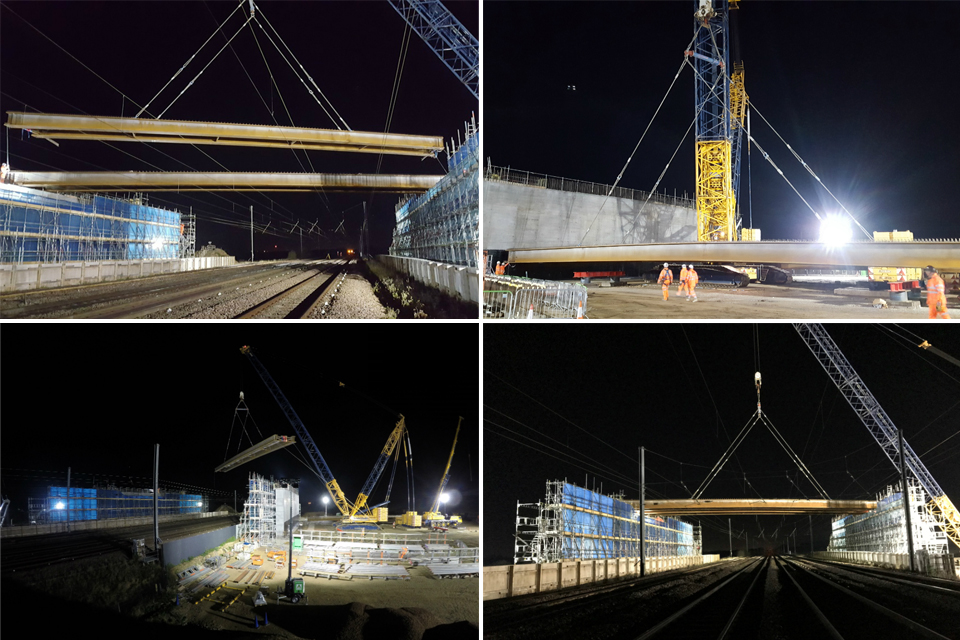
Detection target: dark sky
<box><xmin>483</xmin><ymin>323</ymin><xmax>960</xmax><ymax>564</ymax></box>
<box><xmin>0</xmin><ymin>0</ymin><xmax>478</xmax><ymax>258</ymax></box>
<box><xmin>0</xmin><ymin>325</ymin><xmax>479</xmax><ymax>526</ymax></box>
<box><xmin>484</xmin><ymin>1</ymin><xmax>960</xmax><ymax>241</ymax></box>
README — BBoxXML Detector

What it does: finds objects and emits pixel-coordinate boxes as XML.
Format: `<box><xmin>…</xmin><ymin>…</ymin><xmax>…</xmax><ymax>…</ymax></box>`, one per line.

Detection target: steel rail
<box><xmin>783</xmin><ymin>557</ymin><xmax>952</xmax><ymax>639</ymax></box>
<box><xmin>233</xmin><ymin>268</ymin><xmax>332</xmax><ymax>319</ymax></box>
<box><xmin>5</xmin><ymin>171</ymin><xmax>442</xmax><ymax>192</ymax></box>
<box><xmin>634</xmin><ymin>558</ymin><xmax>763</xmax><ymax>640</ymax></box>
<box><xmin>775</xmin><ymin>557</ymin><xmax>845</xmax><ymax>640</ymax></box>
<box><xmin>5</xmin><ymin>112</ymin><xmax>443</xmax><ymax>157</ymax></box>
<box><xmin>799</xmin><ymin>556</ymin><xmax>960</xmax><ymax>598</ymax></box>
<box><xmin>508</xmin><ymin>241</ymin><xmax>960</xmax><ymax>270</ymax></box>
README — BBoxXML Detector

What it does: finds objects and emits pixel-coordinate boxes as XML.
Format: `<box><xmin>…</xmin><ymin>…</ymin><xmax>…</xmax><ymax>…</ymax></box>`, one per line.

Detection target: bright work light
<box><xmin>819</xmin><ymin>215</ymin><xmax>852</xmax><ymax>245</ymax></box>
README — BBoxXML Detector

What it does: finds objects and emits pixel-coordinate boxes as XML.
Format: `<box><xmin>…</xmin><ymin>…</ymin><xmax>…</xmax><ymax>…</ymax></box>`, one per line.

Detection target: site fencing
<box><xmin>483</xmin><ymin>275</ymin><xmax>588</xmax><ymax>319</ymax></box>
<box><xmin>485</xmin><ymin>163</ymin><xmax>695</xmax><ymax>209</ymax></box>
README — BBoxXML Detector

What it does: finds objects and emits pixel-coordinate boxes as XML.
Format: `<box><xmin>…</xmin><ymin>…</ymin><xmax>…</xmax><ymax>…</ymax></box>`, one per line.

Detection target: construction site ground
<box><xmin>578</xmin><ymin>281</ymin><xmax>945</xmax><ymax>319</ymax></box>
<box><xmin>5</xmin><ymin>517</ymin><xmax>479</xmax><ymax>640</ymax></box>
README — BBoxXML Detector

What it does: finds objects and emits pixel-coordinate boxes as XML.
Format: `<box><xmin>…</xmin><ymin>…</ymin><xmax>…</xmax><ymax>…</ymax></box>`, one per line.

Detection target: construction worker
<box><xmin>686</xmin><ymin>264</ymin><xmax>699</xmax><ymax>302</ymax></box>
<box><xmin>678</xmin><ymin>264</ymin><xmax>689</xmax><ymax>297</ymax></box>
<box><xmin>657</xmin><ymin>263</ymin><xmax>673</xmax><ymax>300</ymax></box>
<box><xmin>495</xmin><ymin>261</ymin><xmax>502</xmax><ymax>275</ymax></box>
<box><xmin>924</xmin><ymin>265</ymin><xmax>950</xmax><ymax>319</ymax></box>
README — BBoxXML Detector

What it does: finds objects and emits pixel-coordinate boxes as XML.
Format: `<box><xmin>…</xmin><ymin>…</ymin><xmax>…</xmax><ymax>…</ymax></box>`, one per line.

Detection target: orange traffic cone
<box><xmin>527</xmin><ymin>303</ymin><xmax>534</xmax><ymax>319</ymax></box>
<box><xmin>576</xmin><ymin>301</ymin><xmax>584</xmax><ymax>319</ymax></box>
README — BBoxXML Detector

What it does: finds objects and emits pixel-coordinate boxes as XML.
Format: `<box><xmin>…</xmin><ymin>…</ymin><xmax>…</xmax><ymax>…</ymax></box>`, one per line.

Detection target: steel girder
<box><xmin>5</xmin><ymin>171</ymin><xmax>441</xmax><ymax>192</ymax></box>
<box><xmin>629</xmin><ymin>498</ymin><xmax>877</xmax><ymax>516</ymax></box>
<box><xmin>5</xmin><ymin>112</ymin><xmax>443</xmax><ymax>158</ymax></box>
<box><xmin>507</xmin><ymin>241</ymin><xmax>960</xmax><ymax>270</ymax></box>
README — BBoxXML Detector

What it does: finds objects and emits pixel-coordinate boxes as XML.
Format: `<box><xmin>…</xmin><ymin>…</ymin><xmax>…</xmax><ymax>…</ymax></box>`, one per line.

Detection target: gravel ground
<box><xmin>314</xmin><ymin>273</ymin><xmax>393</xmax><ymax>319</ymax></box>
<box><xmin>141</xmin><ymin>270</ymin><xmax>319</xmax><ymax>319</ymax></box>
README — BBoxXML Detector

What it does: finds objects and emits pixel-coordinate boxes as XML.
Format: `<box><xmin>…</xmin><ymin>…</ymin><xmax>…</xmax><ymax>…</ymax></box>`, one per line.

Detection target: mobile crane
<box><xmin>349</xmin><ymin>415</ymin><xmax>408</xmax><ymax>522</ymax></box>
<box><xmin>240</xmin><ymin>346</ymin><xmax>355</xmax><ymax>517</ymax></box>
<box><xmin>794</xmin><ymin>325</ymin><xmax>960</xmax><ymax>556</ymax></box>
<box><xmin>422</xmin><ymin>417</ymin><xmax>463</xmax><ymax>529</ymax></box>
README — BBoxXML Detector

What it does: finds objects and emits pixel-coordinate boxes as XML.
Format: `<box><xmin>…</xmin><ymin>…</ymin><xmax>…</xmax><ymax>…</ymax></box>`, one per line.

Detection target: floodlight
<box><xmin>819</xmin><ymin>215</ymin><xmax>852</xmax><ymax>246</ymax></box>
<box><xmin>440</xmin><ymin>492</ymin><xmax>450</xmax><ymax>504</ymax></box>
<box><xmin>55</xmin><ymin>501</ymin><xmax>64</xmax><ymax>509</ymax></box>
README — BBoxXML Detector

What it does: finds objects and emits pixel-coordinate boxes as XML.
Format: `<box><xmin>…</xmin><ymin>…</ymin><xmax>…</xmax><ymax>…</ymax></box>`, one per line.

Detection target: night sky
<box><xmin>0</xmin><ymin>0</ymin><xmax>478</xmax><ymax>259</ymax></box>
<box><xmin>484</xmin><ymin>1</ymin><xmax>960</xmax><ymax>241</ymax></box>
<box><xmin>484</xmin><ymin>323</ymin><xmax>960</xmax><ymax>564</ymax></box>
<box><xmin>0</xmin><ymin>326</ymin><xmax>479</xmax><ymax>527</ymax></box>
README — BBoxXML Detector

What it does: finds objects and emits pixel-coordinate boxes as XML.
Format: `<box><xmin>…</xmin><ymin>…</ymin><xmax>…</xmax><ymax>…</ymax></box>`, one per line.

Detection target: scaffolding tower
<box><xmin>389</xmin><ymin>115</ymin><xmax>478</xmax><ymax>268</ymax></box>
<box><xmin>827</xmin><ymin>480</ymin><xmax>947</xmax><ymax>556</ymax></box>
<box><xmin>514</xmin><ymin>480</ymin><xmax>694</xmax><ymax>564</ymax></box>
<box><xmin>238</xmin><ymin>472</ymin><xmax>277</xmax><ymax>547</ymax></box>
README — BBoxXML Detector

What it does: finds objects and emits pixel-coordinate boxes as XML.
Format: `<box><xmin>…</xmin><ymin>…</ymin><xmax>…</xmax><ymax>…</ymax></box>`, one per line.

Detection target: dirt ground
<box><xmin>162</xmin><ymin>517</ymin><xmax>480</xmax><ymax>639</ymax></box>
<box><xmin>579</xmin><ymin>281</ymin><xmax>945</xmax><ymax>319</ymax></box>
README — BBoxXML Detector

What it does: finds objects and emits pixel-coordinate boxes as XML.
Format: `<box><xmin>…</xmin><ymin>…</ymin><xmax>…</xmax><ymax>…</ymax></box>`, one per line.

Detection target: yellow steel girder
<box><xmin>695</xmin><ymin>140</ymin><xmax>736</xmax><ymax>242</ymax></box>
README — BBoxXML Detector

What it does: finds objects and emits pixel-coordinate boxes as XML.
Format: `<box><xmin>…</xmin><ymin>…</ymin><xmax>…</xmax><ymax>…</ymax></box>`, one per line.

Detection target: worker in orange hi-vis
<box><xmin>686</xmin><ymin>264</ymin><xmax>699</xmax><ymax>302</ymax></box>
<box><xmin>657</xmin><ymin>263</ymin><xmax>673</xmax><ymax>300</ymax></box>
<box><xmin>678</xmin><ymin>264</ymin><xmax>689</xmax><ymax>298</ymax></box>
<box><xmin>495</xmin><ymin>261</ymin><xmax>502</xmax><ymax>275</ymax></box>
<box><xmin>924</xmin><ymin>265</ymin><xmax>951</xmax><ymax>319</ymax></box>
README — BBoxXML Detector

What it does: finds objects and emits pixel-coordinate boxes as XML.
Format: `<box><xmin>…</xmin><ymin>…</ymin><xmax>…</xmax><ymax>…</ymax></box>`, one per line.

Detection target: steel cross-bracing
<box><xmin>388</xmin><ymin>0</ymin><xmax>478</xmax><ymax>100</ymax></box>
<box><xmin>794</xmin><ymin>323</ymin><xmax>960</xmax><ymax>549</ymax></box>
<box><xmin>239</xmin><ymin>346</ymin><xmax>354</xmax><ymax>517</ymax></box>
<box><xmin>351</xmin><ymin>415</ymin><xmax>406</xmax><ymax>518</ymax></box>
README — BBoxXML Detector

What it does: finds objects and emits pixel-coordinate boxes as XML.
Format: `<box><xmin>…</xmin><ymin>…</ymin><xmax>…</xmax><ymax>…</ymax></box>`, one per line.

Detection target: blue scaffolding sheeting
<box><xmin>514</xmin><ymin>480</ymin><xmax>694</xmax><ymax>563</ymax></box>
<box><xmin>42</xmin><ymin>486</ymin><xmax>201</xmax><ymax>522</ymax></box>
<box><xmin>390</xmin><ymin>118</ymin><xmax>478</xmax><ymax>267</ymax></box>
<box><xmin>0</xmin><ymin>183</ymin><xmax>181</xmax><ymax>263</ymax></box>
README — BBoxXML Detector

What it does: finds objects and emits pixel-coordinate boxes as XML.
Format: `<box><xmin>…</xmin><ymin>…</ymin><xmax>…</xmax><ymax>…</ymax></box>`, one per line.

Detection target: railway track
<box><xmin>778</xmin><ymin>556</ymin><xmax>958</xmax><ymax>639</ymax></box>
<box><xmin>485</xmin><ymin>559</ymin><xmax>753</xmax><ymax>638</ymax></box>
<box><xmin>0</xmin><ymin>259</ymin><xmax>351</xmax><ymax>319</ymax></box>
<box><xmin>235</xmin><ymin>260</ymin><xmax>346</xmax><ymax>319</ymax></box>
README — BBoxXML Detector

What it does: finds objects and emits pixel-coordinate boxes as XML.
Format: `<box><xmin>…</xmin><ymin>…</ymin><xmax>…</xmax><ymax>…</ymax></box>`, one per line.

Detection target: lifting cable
<box><xmin>136</xmin><ymin>1</ymin><xmax>245</xmax><ymax>118</ymax></box>
<box><xmin>750</xmin><ymin>103</ymin><xmax>871</xmax><ymax>240</ymax></box>
<box><xmin>157</xmin><ymin>14</ymin><xmax>254</xmax><ymax>120</ymax></box>
<box><xmin>253</xmin><ymin>13</ymin><xmax>350</xmax><ymax>130</ymax></box>
<box><xmin>578</xmin><ymin>26</ymin><xmax>702</xmax><ymax>247</ymax></box>
<box><xmin>378</xmin><ymin>20</ymin><xmax>414</xmax><ymax>177</ymax></box>
<box><xmin>248</xmin><ymin>17</ymin><xmax>331</xmax><ymax>212</ymax></box>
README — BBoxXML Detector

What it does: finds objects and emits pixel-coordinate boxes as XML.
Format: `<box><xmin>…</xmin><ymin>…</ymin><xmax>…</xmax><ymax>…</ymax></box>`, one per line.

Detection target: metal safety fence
<box><xmin>483</xmin><ymin>275</ymin><xmax>588</xmax><ymax>319</ymax></box>
<box><xmin>485</xmin><ymin>162</ymin><xmax>695</xmax><ymax>209</ymax></box>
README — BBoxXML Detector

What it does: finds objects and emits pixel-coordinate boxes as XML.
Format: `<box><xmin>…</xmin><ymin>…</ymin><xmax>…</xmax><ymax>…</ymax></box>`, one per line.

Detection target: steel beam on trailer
<box><xmin>507</xmin><ymin>241</ymin><xmax>960</xmax><ymax>270</ymax></box>
<box><xmin>5</xmin><ymin>112</ymin><xmax>443</xmax><ymax>158</ymax></box>
<box><xmin>626</xmin><ymin>498</ymin><xmax>877</xmax><ymax>515</ymax></box>
<box><xmin>215</xmin><ymin>435</ymin><xmax>297</xmax><ymax>473</ymax></box>
<box><xmin>5</xmin><ymin>171</ymin><xmax>442</xmax><ymax>193</ymax></box>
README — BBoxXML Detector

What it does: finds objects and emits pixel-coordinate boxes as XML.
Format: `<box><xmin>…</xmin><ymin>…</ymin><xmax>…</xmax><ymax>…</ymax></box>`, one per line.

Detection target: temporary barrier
<box><xmin>483</xmin><ymin>275</ymin><xmax>588</xmax><ymax>319</ymax></box>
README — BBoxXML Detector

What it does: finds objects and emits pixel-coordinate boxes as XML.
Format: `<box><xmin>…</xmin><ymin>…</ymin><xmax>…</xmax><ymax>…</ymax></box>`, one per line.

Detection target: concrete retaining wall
<box><xmin>483</xmin><ymin>554</ymin><xmax>719</xmax><ymax>601</ymax></box>
<box><xmin>0</xmin><ymin>511</ymin><xmax>226</xmax><ymax>539</ymax></box>
<box><xmin>376</xmin><ymin>255</ymin><xmax>479</xmax><ymax>304</ymax></box>
<box><xmin>484</xmin><ymin>180</ymin><xmax>697</xmax><ymax>251</ymax></box>
<box><xmin>0</xmin><ymin>256</ymin><xmax>236</xmax><ymax>292</ymax></box>
<box><xmin>163</xmin><ymin>524</ymin><xmax>238</xmax><ymax>567</ymax></box>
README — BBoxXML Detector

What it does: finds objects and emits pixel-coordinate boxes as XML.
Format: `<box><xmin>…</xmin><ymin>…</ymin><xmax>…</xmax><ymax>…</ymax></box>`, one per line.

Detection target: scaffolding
<box><xmin>0</xmin><ymin>184</ymin><xmax>181</xmax><ymax>263</ymax></box>
<box><xmin>238</xmin><ymin>472</ymin><xmax>277</xmax><ymax>547</ymax></box>
<box><xmin>514</xmin><ymin>480</ymin><xmax>694</xmax><ymax>564</ymax></box>
<box><xmin>389</xmin><ymin>114</ymin><xmax>478</xmax><ymax>268</ymax></box>
<box><xmin>238</xmin><ymin>473</ymin><xmax>300</xmax><ymax>547</ymax></box>
<box><xmin>27</xmin><ymin>486</ymin><xmax>203</xmax><ymax>523</ymax></box>
<box><xmin>827</xmin><ymin>480</ymin><xmax>947</xmax><ymax>556</ymax></box>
